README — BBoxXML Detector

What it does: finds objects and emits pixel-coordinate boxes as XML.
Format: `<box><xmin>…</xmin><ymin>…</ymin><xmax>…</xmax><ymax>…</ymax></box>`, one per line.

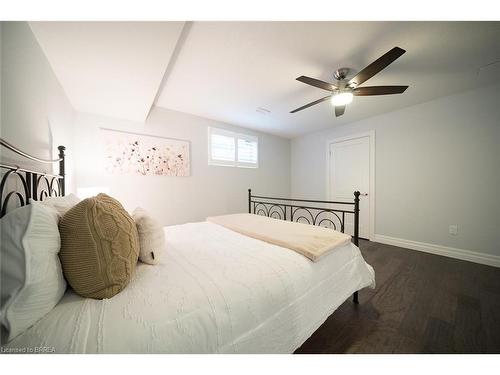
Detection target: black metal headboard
<box><xmin>248</xmin><ymin>189</ymin><xmax>360</xmax><ymax>246</ymax></box>
<box><xmin>0</xmin><ymin>138</ymin><xmax>66</xmax><ymax>218</ymax></box>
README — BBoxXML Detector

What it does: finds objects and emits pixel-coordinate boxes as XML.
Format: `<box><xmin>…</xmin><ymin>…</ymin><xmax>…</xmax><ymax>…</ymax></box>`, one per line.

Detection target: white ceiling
<box><xmin>30</xmin><ymin>21</ymin><xmax>500</xmax><ymax>138</ymax></box>
<box><xmin>30</xmin><ymin>21</ymin><xmax>185</xmax><ymax>122</ymax></box>
<box><xmin>157</xmin><ymin>21</ymin><xmax>500</xmax><ymax>138</ymax></box>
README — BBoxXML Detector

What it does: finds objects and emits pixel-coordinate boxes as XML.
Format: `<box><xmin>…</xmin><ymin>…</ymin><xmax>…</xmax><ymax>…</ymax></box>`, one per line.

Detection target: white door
<box><xmin>329</xmin><ymin>136</ymin><xmax>370</xmax><ymax>239</ymax></box>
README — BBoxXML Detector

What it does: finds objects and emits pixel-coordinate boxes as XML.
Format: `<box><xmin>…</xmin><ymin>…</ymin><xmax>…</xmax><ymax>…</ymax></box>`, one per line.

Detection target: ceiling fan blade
<box><xmin>296</xmin><ymin>76</ymin><xmax>337</xmax><ymax>91</ymax></box>
<box><xmin>348</xmin><ymin>47</ymin><xmax>406</xmax><ymax>87</ymax></box>
<box><xmin>335</xmin><ymin>105</ymin><xmax>345</xmax><ymax>117</ymax></box>
<box><xmin>290</xmin><ymin>95</ymin><xmax>331</xmax><ymax>113</ymax></box>
<box><xmin>353</xmin><ymin>85</ymin><xmax>409</xmax><ymax>96</ymax></box>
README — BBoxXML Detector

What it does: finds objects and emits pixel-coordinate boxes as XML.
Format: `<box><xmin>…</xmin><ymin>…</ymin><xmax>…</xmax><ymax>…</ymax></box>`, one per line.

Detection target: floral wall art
<box><xmin>101</xmin><ymin>129</ymin><xmax>190</xmax><ymax>176</ymax></box>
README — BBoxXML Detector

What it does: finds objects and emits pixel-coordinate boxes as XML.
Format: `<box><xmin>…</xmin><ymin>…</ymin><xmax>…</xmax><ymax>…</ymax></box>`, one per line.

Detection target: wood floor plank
<box><xmin>422</xmin><ymin>318</ymin><xmax>455</xmax><ymax>353</ymax></box>
<box><xmin>429</xmin><ymin>287</ymin><xmax>457</xmax><ymax>325</ymax></box>
<box><xmin>480</xmin><ymin>289</ymin><xmax>500</xmax><ymax>353</ymax></box>
<box><xmin>398</xmin><ymin>252</ymin><xmax>443</xmax><ymax>341</ymax></box>
<box><xmin>362</xmin><ymin>256</ymin><xmax>404</xmax><ymax>301</ymax></box>
<box><xmin>352</xmin><ymin>320</ymin><xmax>420</xmax><ymax>354</ymax></box>
<box><xmin>368</xmin><ymin>255</ymin><xmax>422</xmax><ymax>325</ymax></box>
<box><xmin>453</xmin><ymin>294</ymin><xmax>486</xmax><ymax>353</ymax></box>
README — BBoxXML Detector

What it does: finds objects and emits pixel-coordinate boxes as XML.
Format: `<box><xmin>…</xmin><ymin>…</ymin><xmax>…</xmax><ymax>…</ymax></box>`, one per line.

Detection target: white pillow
<box><xmin>38</xmin><ymin>193</ymin><xmax>80</xmax><ymax>219</ymax></box>
<box><xmin>132</xmin><ymin>207</ymin><xmax>165</xmax><ymax>265</ymax></box>
<box><xmin>0</xmin><ymin>202</ymin><xmax>67</xmax><ymax>343</ymax></box>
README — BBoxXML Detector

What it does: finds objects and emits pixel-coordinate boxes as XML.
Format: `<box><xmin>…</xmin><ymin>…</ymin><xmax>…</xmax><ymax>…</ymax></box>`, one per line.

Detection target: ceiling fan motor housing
<box><xmin>333</xmin><ymin>67</ymin><xmax>350</xmax><ymax>81</ymax></box>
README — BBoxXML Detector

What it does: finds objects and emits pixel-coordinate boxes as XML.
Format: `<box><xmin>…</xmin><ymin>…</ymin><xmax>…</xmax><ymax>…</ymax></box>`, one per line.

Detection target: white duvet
<box><xmin>5</xmin><ymin>221</ymin><xmax>375</xmax><ymax>353</ymax></box>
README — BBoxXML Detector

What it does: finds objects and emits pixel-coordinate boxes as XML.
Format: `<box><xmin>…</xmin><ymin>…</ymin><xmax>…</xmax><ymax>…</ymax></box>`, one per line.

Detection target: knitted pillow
<box><xmin>59</xmin><ymin>194</ymin><xmax>139</xmax><ymax>299</ymax></box>
<box><xmin>132</xmin><ymin>207</ymin><xmax>165</xmax><ymax>265</ymax></box>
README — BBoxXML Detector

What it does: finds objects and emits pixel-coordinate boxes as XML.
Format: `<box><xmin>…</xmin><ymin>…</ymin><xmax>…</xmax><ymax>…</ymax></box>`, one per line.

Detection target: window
<box><xmin>208</xmin><ymin>127</ymin><xmax>258</xmax><ymax>168</ymax></box>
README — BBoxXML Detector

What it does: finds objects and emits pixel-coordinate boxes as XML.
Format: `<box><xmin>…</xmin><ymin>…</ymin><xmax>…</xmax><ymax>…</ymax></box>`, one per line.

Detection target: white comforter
<box><xmin>6</xmin><ymin>221</ymin><xmax>375</xmax><ymax>353</ymax></box>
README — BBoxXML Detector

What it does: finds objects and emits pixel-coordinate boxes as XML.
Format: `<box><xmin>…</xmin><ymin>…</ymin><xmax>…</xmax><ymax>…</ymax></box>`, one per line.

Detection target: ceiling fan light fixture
<box><xmin>331</xmin><ymin>91</ymin><xmax>353</xmax><ymax>107</ymax></box>
<box><xmin>290</xmin><ymin>47</ymin><xmax>408</xmax><ymax>116</ymax></box>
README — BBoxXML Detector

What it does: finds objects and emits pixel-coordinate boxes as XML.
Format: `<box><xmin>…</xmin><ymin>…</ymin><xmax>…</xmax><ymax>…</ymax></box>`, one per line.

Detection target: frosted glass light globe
<box><xmin>331</xmin><ymin>92</ymin><xmax>353</xmax><ymax>106</ymax></box>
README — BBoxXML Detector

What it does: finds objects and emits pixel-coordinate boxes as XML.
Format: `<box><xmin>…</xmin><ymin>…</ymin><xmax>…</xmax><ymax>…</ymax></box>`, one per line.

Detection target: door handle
<box><xmin>360</xmin><ymin>193</ymin><xmax>368</xmax><ymax>196</ymax></box>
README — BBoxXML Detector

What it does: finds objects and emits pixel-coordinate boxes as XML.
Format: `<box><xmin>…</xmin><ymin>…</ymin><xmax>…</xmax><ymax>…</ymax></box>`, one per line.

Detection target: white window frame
<box><xmin>208</xmin><ymin>127</ymin><xmax>259</xmax><ymax>168</ymax></box>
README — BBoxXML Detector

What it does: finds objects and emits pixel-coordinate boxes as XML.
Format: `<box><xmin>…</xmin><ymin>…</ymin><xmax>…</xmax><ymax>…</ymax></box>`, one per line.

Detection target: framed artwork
<box><xmin>101</xmin><ymin>128</ymin><xmax>190</xmax><ymax>176</ymax></box>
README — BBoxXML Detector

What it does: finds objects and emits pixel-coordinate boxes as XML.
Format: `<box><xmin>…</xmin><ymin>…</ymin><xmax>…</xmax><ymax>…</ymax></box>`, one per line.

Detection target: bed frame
<box><xmin>0</xmin><ymin>138</ymin><xmax>66</xmax><ymax>217</ymax></box>
<box><xmin>248</xmin><ymin>189</ymin><xmax>361</xmax><ymax>304</ymax></box>
<box><xmin>0</xmin><ymin>138</ymin><xmax>360</xmax><ymax>303</ymax></box>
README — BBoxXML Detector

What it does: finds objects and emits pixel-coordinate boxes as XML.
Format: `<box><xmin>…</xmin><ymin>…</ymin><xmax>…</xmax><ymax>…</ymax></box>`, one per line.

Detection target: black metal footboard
<box><xmin>248</xmin><ymin>189</ymin><xmax>361</xmax><ymax>304</ymax></box>
<box><xmin>248</xmin><ymin>189</ymin><xmax>360</xmax><ymax>246</ymax></box>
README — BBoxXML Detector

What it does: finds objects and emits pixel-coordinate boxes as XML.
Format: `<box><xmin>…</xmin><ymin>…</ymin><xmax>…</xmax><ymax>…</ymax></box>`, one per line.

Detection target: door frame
<box><xmin>325</xmin><ymin>130</ymin><xmax>376</xmax><ymax>241</ymax></box>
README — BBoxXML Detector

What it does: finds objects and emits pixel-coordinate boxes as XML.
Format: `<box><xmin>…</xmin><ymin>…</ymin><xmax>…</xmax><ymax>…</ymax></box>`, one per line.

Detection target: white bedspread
<box><xmin>5</xmin><ymin>221</ymin><xmax>375</xmax><ymax>353</ymax></box>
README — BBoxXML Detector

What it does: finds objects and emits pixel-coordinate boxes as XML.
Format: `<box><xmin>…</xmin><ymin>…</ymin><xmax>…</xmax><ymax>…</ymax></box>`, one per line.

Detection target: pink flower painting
<box><xmin>102</xmin><ymin>129</ymin><xmax>190</xmax><ymax>176</ymax></box>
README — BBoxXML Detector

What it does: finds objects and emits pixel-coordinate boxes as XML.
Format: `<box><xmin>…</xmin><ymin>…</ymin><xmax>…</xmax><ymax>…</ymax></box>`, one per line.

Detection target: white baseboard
<box><xmin>372</xmin><ymin>234</ymin><xmax>500</xmax><ymax>268</ymax></box>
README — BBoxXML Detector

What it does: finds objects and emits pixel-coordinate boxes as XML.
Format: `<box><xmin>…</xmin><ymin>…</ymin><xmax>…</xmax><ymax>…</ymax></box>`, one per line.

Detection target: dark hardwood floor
<box><xmin>295</xmin><ymin>240</ymin><xmax>500</xmax><ymax>354</ymax></box>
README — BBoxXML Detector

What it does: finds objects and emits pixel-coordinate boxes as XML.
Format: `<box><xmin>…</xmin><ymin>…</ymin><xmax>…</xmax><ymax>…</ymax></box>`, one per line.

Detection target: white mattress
<box><xmin>5</xmin><ymin>221</ymin><xmax>375</xmax><ymax>353</ymax></box>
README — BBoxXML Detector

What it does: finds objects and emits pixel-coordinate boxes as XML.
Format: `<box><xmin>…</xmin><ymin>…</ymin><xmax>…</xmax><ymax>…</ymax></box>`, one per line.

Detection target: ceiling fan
<box><xmin>290</xmin><ymin>47</ymin><xmax>409</xmax><ymax>117</ymax></box>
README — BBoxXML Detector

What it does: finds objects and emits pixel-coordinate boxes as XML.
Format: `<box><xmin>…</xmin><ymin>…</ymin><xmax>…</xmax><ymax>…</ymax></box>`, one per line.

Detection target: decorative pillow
<box><xmin>0</xmin><ymin>202</ymin><xmax>67</xmax><ymax>343</ymax></box>
<box><xmin>58</xmin><ymin>194</ymin><xmax>139</xmax><ymax>299</ymax></box>
<box><xmin>39</xmin><ymin>193</ymin><xmax>81</xmax><ymax>219</ymax></box>
<box><xmin>132</xmin><ymin>207</ymin><xmax>165</xmax><ymax>265</ymax></box>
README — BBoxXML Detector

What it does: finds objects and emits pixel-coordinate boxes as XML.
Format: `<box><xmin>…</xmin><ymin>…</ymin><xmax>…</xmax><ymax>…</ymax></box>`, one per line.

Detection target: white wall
<box><xmin>73</xmin><ymin>107</ymin><xmax>290</xmax><ymax>226</ymax></box>
<box><xmin>291</xmin><ymin>83</ymin><xmax>500</xmax><ymax>258</ymax></box>
<box><xmin>3</xmin><ymin>21</ymin><xmax>498</xmax><ymax>263</ymax></box>
<box><xmin>0</xmin><ymin>23</ymin><xmax>2</xmax><ymax>130</ymax></box>
<box><xmin>0</xmin><ymin>21</ymin><xmax>290</xmax><ymax>227</ymax></box>
<box><xmin>0</xmin><ymin>22</ymin><xmax>75</xmax><ymax>191</ymax></box>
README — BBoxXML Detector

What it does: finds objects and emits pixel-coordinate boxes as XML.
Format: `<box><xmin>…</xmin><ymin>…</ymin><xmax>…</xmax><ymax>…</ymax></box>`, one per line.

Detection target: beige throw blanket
<box><xmin>207</xmin><ymin>213</ymin><xmax>352</xmax><ymax>262</ymax></box>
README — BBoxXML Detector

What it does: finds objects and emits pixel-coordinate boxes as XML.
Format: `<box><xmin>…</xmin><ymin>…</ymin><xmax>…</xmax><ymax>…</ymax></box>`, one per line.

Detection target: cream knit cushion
<box><xmin>132</xmin><ymin>207</ymin><xmax>165</xmax><ymax>265</ymax></box>
<box><xmin>59</xmin><ymin>194</ymin><xmax>139</xmax><ymax>299</ymax></box>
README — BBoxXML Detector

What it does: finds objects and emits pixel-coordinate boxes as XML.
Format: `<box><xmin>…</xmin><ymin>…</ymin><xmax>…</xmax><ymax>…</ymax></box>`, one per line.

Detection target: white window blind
<box><xmin>208</xmin><ymin>127</ymin><xmax>258</xmax><ymax>168</ymax></box>
<box><xmin>237</xmin><ymin>137</ymin><xmax>258</xmax><ymax>165</ymax></box>
<box><xmin>211</xmin><ymin>134</ymin><xmax>235</xmax><ymax>162</ymax></box>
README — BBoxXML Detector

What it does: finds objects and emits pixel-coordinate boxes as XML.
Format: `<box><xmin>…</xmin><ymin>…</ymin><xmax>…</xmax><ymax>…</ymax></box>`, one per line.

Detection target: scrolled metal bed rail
<box><xmin>0</xmin><ymin>138</ymin><xmax>66</xmax><ymax>217</ymax></box>
<box><xmin>248</xmin><ymin>189</ymin><xmax>360</xmax><ymax>246</ymax></box>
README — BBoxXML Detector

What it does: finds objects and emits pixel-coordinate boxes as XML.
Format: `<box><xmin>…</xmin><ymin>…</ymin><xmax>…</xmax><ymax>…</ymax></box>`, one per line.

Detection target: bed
<box><xmin>0</xmin><ymin>139</ymin><xmax>375</xmax><ymax>353</ymax></box>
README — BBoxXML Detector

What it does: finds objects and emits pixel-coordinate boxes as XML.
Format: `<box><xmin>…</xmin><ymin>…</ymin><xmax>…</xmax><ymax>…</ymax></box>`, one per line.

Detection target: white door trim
<box><xmin>325</xmin><ymin>130</ymin><xmax>376</xmax><ymax>240</ymax></box>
